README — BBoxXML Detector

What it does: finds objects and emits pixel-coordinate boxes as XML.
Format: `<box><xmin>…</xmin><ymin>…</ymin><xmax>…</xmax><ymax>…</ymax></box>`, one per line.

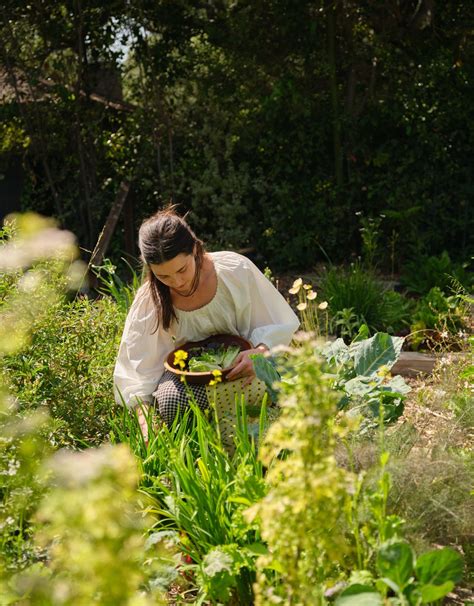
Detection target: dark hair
<box><xmin>138</xmin><ymin>205</ymin><xmax>204</xmax><ymax>330</ymax></box>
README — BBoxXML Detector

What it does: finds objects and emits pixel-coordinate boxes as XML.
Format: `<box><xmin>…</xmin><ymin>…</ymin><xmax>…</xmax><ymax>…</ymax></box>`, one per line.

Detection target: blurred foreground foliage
<box><xmin>0</xmin><ymin>215</ymin><xmax>165</xmax><ymax>604</ymax></box>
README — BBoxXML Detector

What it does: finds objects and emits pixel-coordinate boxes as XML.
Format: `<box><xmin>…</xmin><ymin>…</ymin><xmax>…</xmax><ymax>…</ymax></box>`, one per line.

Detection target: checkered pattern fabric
<box><xmin>154</xmin><ymin>370</ymin><xmax>209</xmax><ymax>426</ymax></box>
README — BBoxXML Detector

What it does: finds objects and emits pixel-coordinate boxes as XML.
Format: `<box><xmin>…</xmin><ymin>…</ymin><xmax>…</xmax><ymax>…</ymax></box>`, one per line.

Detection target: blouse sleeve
<box><xmin>222</xmin><ymin>253</ymin><xmax>300</xmax><ymax>349</ymax></box>
<box><xmin>113</xmin><ymin>285</ymin><xmax>175</xmax><ymax>408</ymax></box>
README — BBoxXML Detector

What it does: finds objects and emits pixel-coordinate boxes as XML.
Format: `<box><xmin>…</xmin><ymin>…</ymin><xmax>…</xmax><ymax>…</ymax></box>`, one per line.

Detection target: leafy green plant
<box><xmin>111</xmin><ymin>398</ymin><xmax>270</xmax><ymax>604</ymax></box>
<box><xmin>380</xmin><ymin>290</ymin><xmax>414</xmax><ymax>335</ymax></box>
<box><xmin>91</xmin><ymin>257</ymin><xmax>141</xmax><ymax>314</ymax></box>
<box><xmin>2</xmin><ymin>296</ymin><xmax>123</xmax><ymax>447</ymax></box>
<box><xmin>322</xmin><ymin>331</ymin><xmax>411</xmax><ymax>430</ymax></box>
<box><xmin>336</xmin><ymin>543</ymin><xmax>463</xmax><ymax>605</ymax></box>
<box><xmin>409</xmin><ymin>287</ymin><xmax>468</xmax><ymax>351</ymax></box>
<box><xmin>400</xmin><ymin>251</ymin><xmax>473</xmax><ymax>296</ymax></box>
<box><xmin>331</xmin><ymin>307</ymin><xmax>366</xmax><ymax>341</ymax></box>
<box><xmin>5</xmin><ymin>445</ymin><xmax>165</xmax><ymax>606</ymax></box>
<box><xmin>320</xmin><ymin>264</ymin><xmax>408</xmax><ymax>338</ymax></box>
<box><xmin>0</xmin><ymin>213</ymin><xmax>78</xmax><ymax>573</ymax></box>
<box><xmin>248</xmin><ymin>337</ymin><xmax>357</xmax><ymax>605</ymax></box>
<box><xmin>357</xmin><ymin>212</ymin><xmax>384</xmax><ymax>270</ymax></box>
<box><xmin>0</xmin><ymin>401</ymin><xmax>51</xmax><ymax>575</ymax></box>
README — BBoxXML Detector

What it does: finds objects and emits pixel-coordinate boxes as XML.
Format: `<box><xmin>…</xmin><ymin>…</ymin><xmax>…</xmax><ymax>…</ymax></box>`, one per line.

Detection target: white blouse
<box><xmin>113</xmin><ymin>251</ymin><xmax>300</xmax><ymax>408</ymax></box>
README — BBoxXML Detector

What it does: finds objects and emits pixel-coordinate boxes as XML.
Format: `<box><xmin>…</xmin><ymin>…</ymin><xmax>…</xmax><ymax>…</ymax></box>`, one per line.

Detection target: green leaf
<box><xmin>344</xmin><ymin>375</ymin><xmax>379</xmax><ymax>395</ymax></box>
<box><xmin>350</xmin><ymin>333</ymin><xmax>404</xmax><ymax>376</ymax></box>
<box><xmin>250</xmin><ymin>354</ymin><xmax>280</xmax><ymax>400</ymax></box>
<box><xmin>244</xmin><ymin>542</ymin><xmax>269</xmax><ymax>556</ymax></box>
<box><xmin>322</xmin><ymin>338</ymin><xmax>351</xmax><ymax>365</ymax></box>
<box><xmin>376</xmin><ymin>541</ymin><xmax>414</xmax><ymax>590</ymax></box>
<box><xmin>420</xmin><ymin>581</ymin><xmax>454</xmax><ymax>603</ymax></box>
<box><xmin>335</xmin><ymin>586</ymin><xmax>382</xmax><ymax>606</ymax></box>
<box><xmin>415</xmin><ymin>547</ymin><xmax>463</xmax><ymax>586</ymax></box>
<box><xmin>202</xmin><ymin>549</ymin><xmax>234</xmax><ymax>577</ymax></box>
<box><xmin>227</xmin><ymin>496</ymin><xmax>252</xmax><ymax>506</ymax></box>
<box><xmin>352</xmin><ymin>323</ymin><xmax>370</xmax><ymax>342</ymax></box>
<box><xmin>382</xmin><ymin>374</ymin><xmax>411</xmax><ymax>395</ymax></box>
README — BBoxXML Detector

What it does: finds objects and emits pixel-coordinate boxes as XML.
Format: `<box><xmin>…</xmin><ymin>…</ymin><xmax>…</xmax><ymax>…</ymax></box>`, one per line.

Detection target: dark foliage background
<box><xmin>1</xmin><ymin>1</ymin><xmax>473</xmax><ymax>270</ymax></box>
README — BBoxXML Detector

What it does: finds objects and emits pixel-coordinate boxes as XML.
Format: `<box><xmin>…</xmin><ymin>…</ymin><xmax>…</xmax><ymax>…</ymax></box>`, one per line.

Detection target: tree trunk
<box><xmin>326</xmin><ymin>0</ymin><xmax>343</xmax><ymax>188</ymax></box>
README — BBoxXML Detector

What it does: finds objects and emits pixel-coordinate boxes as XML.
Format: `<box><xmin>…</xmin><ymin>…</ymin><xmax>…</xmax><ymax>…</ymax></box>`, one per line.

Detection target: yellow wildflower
<box><xmin>174</xmin><ymin>349</ymin><xmax>188</xmax><ymax>370</ymax></box>
<box><xmin>377</xmin><ymin>365</ymin><xmax>391</xmax><ymax>379</ymax></box>
<box><xmin>303</xmin><ymin>283</ymin><xmax>312</xmax><ymax>290</ymax></box>
<box><xmin>209</xmin><ymin>369</ymin><xmax>223</xmax><ymax>386</ymax></box>
<box><xmin>306</xmin><ymin>290</ymin><xmax>317</xmax><ymax>300</ymax></box>
<box><xmin>318</xmin><ymin>301</ymin><xmax>328</xmax><ymax>310</ymax></box>
<box><xmin>296</xmin><ymin>302</ymin><xmax>307</xmax><ymax>311</ymax></box>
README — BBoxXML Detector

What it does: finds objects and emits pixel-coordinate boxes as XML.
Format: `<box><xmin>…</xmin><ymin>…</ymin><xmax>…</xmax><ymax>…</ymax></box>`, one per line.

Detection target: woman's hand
<box><xmin>226</xmin><ymin>344</ymin><xmax>269</xmax><ymax>386</ymax></box>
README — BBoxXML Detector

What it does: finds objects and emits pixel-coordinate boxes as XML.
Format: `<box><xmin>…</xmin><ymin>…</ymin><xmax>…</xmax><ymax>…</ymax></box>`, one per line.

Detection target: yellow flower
<box><xmin>306</xmin><ymin>290</ymin><xmax>317</xmax><ymax>300</ymax></box>
<box><xmin>303</xmin><ymin>283</ymin><xmax>312</xmax><ymax>290</ymax></box>
<box><xmin>377</xmin><ymin>365</ymin><xmax>391</xmax><ymax>378</ymax></box>
<box><xmin>318</xmin><ymin>301</ymin><xmax>328</xmax><ymax>310</ymax></box>
<box><xmin>209</xmin><ymin>369</ymin><xmax>222</xmax><ymax>386</ymax></box>
<box><xmin>174</xmin><ymin>349</ymin><xmax>188</xmax><ymax>370</ymax></box>
<box><xmin>296</xmin><ymin>302</ymin><xmax>307</xmax><ymax>311</ymax></box>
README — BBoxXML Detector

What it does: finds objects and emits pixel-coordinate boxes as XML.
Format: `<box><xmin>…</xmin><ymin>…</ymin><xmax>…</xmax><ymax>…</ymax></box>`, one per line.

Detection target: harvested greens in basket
<box><xmin>186</xmin><ymin>343</ymin><xmax>241</xmax><ymax>372</ymax></box>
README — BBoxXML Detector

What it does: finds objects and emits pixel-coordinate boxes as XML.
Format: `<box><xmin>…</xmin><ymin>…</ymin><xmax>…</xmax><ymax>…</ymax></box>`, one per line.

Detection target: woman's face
<box><xmin>149</xmin><ymin>252</ymin><xmax>197</xmax><ymax>295</ymax></box>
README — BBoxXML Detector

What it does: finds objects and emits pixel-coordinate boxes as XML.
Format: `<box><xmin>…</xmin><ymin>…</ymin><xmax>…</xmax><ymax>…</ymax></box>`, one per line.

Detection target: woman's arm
<box><xmin>114</xmin><ymin>285</ymin><xmax>175</xmax><ymax>408</ymax></box>
<box><xmin>231</xmin><ymin>255</ymin><xmax>300</xmax><ymax>351</ymax></box>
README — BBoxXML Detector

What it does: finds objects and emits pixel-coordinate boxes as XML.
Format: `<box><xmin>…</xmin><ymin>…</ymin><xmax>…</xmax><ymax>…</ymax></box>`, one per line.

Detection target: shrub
<box><xmin>2</xmin><ymin>296</ymin><xmax>124</xmax><ymax>447</ymax></box>
<box><xmin>6</xmin><ymin>445</ymin><xmax>165</xmax><ymax>605</ymax></box>
<box><xmin>320</xmin><ymin>263</ymin><xmax>409</xmax><ymax>338</ymax></box>
<box><xmin>248</xmin><ymin>337</ymin><xmax>357</xmax><ymax>604</ymax></box>
<box><xmin>400</xmin><ymin>251</ymin><xmax>473</xmax><ymax>296</ymax></box>
<box><xmin>408</xmin><ymin>287</ymin><xmax>469</xmax><ymax>351</ymax></box>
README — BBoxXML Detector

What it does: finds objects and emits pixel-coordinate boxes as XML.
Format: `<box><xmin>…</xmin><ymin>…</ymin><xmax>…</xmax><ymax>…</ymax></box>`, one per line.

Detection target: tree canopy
<box><xmin>1</xmin><ymin>1</ymin><xmax>473</xmax><ymax>268</ymax></box>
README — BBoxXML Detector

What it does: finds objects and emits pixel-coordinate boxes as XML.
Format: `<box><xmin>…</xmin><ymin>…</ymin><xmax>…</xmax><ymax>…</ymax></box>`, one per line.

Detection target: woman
<box><xmin>114</xmin><ymin>205</ymin><xmax>299</xmax><ymax>440</ymax></box>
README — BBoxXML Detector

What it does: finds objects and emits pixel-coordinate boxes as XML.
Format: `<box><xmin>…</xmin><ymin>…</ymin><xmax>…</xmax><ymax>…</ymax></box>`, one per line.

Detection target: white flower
<box><xmin>297</xmin><ymin>302</ymin><xmax>307</xmax><ymax>311</ymax></box>
<box><xmin>306</xmin><ymin>290</ymin><xmax>317</xmax><ymax>300</ymax></box>
<box><xmin>7</xmin><ymin>459</ymin><xmax>20</xmax><ymax>476</ymax></box>
<box><xmin>289</xmin><ymin>278</ymin><xmax>303</xmax><ymax>294</ymax></box>
<box><xmin>303</xmin><ymin>283</ymin><xmax>312</xmax><ymax>290</ymax></box>
<box><xmin>439</xmin><ymin>356</ymin><xmax>453</xmax><ymax>367</ymax></box>
<box><xmin>318</xmin><ymin>301</ymin><xmax>328</xmax><ymax>310</ymax></box>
